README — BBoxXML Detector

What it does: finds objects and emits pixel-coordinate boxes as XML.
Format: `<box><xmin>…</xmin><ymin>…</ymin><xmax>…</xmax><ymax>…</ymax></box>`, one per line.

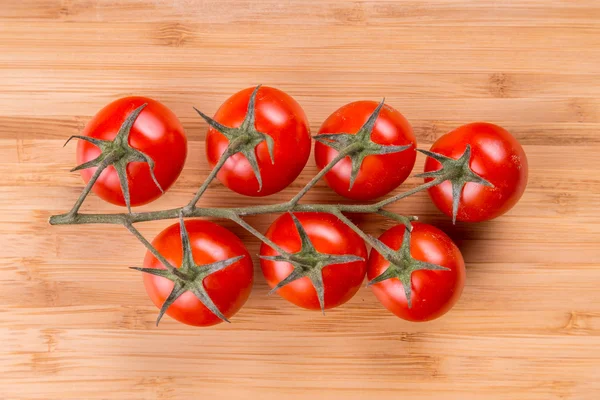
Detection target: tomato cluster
<box><xmin>75</xmin><ymin>86</ymin><xmax>528</xmax><ymax>327</ymax></box>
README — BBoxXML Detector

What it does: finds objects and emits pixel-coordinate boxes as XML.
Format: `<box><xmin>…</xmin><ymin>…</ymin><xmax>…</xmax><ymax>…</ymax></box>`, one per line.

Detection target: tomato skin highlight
<box><xmin>77</xmin><ymin>97</ymin><xmax>187</xmax><ymax>207</ymax></box>
<box><xmin>314</xmin><ymin>101</ymin><xmax>417</xmax><ymax>201</ymax></box>
<box><xmin>367</xmin><ymin>223</ymin><xmax>465</xmax><ymax>322</ymax></box>
<box><xmin>142</xmin><ymin>220</ymin><xmax>254</xmax><ymax>327</ymax></box>
<box><xmin>425</xmin><ymin>122</ymin><xmax>528</xmax><ymax>222</ymax></box>
<box><xmin>260</xmin><ymin>212</ymin><xmax>368</xmax><ymax>310</ymax></box>
<box><xmin>205</xmin><ymin>86</ymin><xmax>311</xmax><ymax>197</ymax></box>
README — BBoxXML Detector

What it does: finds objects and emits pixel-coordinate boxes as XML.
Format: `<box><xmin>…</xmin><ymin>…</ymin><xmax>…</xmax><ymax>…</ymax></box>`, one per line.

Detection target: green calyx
<box><xmin>65</xmin><ymin>103</ymin><xmax>163</xmax><ymax>213</ymax></box>
<box><xmin>193</xmin><ymin>85</ymin><xmax>275</xmax><ymax>192</ymax></box>
<box><xmin>314</xmin><ymin>99</ymin><xmax>413</xmax><ymax>190</ymax></box>
<box><xmin>415</xmin><ymin>145</ymin><xmax>493</xmax><ymax>224</ymax></box>
<box><xmin>367</xmin><ymin>228</ymin><xmax>449</xmax><ymax>308</ymax></box>
<box><xmin>259</xmin><ymin>213</ymin><xmax>364</xmax><ymax>314</ymax></box>
<box><xmin>131</xmin><ymin>214</ymin><xmax>243</xmax><ymax>326</ymax></box>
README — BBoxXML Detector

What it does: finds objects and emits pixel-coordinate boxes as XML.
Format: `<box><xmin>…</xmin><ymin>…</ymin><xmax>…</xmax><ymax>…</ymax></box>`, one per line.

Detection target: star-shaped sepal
<box><xmin>314</xmin><ymin>99</ymin><xmax>413</xmax><ymax>190</ymax></box>
<box><xmin>415</xmin><ymin>145</ymin><xmax>494</xmax><ymax>224</ymax></box>
<box><xmin>259</xmin><ymin>213</ymin><xmax>364</xmax><ymax>314</ymax></box>
<box><xmin>367</xmin><ymin>228</ymin><xmax>450</xmax><ymax>308</ymax></box>
<box><xmin>193</xmin><ymin>85</ymin><xmax>275</xmax><ymax>192</ymax></box>
<box><xmin>64</xmin><ymin>103</ymin><xmax>163</xmax><ymax>213</ymax></box>
<box><xmin>131</xmin><ymin>215</ymin><xmax>245</xmax><ymax>326</ymax></box>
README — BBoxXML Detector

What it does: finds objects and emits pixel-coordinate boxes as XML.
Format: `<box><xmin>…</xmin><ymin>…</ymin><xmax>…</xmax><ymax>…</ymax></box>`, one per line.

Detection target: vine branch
<box><xmin>49</xmin><ymin>91</ymin><xmax>482</xmax><ymax>323</ymax></box>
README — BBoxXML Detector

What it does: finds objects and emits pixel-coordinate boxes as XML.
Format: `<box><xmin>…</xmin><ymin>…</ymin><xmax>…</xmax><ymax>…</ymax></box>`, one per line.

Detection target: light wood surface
<box><xmin>1</xmin><ymin>1</ymin><xmax>599</xmax><ymax>399</ymax></box>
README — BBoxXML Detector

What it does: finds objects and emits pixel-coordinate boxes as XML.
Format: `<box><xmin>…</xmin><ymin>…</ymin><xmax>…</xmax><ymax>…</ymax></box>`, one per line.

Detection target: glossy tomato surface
<box><xmin>260</xmin><ymin>212</ymin><xmax>368</xmax><ymax>310</ymax></box>
<box><xmin>314</xmin><ymin>101</ymin><xmax>417</xmax><ymax>200</ymax></box>
<box><xmin>142</xmin><ymin>220</ymin><xmax>253</xmax><ymax>327</ymax></box>
<box><xmin>206</xmin><ymin>86</ymin><xmax>311</xmax><ymax>196</ymax></box>
<box><xmin>367</xmin><ymin>223</ymin><xmax>465</xmax><ymax>322</ymax></box>
<box><xmin>77</xmin><ymin>97</ymin><xmax>187</xmax><ymax>207</ymax></box>
<box><xmin>424</xmin><ymin>122</ymin><xmax>528</xmax><ymax>222</ymax></box>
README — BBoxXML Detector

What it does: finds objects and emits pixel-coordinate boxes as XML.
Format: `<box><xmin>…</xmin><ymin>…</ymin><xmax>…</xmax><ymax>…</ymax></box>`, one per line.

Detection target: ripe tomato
<box><xmin>367</xmin><ymin>223</ymin><xmax>465</xmax><ymax>322</ymax></box>
<box><xmin>205</xmin><ymin>86</ymin><xmax>311</xmax><ymax>196</ymax></box>
<box><xmin>77</xmin><ymin>97</ymin><xmax>187</xmax><ymax>207</ymax></box>
<box><xmin>314</xmin><ymin>100</ymin><xmax>417</xmax><ymax>200</ymax></box>
<box><xmin>141</xmin><ymin>220</ymin><xmax>253</xmax><ymax>327</ymax></box>
<box><xmin>260</xmin><ymin>212</ymin><xmax>368</xmax><ymax>310</ymax></box>
<box><xmin>424</xmin><ymin>122</ymin><xmax>528</xmax><ymax>222</ymax></box>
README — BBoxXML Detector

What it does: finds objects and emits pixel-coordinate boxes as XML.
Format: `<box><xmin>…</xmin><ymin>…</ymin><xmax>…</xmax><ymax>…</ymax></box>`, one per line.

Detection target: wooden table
<box><xmin>1</xmin><ymin>1</ymin><xmax>599</xmax><ymax>399</ymax></box>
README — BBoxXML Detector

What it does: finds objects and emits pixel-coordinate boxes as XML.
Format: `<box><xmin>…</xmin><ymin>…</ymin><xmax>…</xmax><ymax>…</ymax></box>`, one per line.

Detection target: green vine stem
<box><xmin>49</xmin><ymin>87</ymin><xmax>485</xmax><ymax>323</ymax></box>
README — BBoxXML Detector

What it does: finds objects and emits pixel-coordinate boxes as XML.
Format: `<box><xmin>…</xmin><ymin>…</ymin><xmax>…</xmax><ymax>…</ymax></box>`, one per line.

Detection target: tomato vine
<box><xmin>49</xmin><ymin>86</ymin><xmax>508</xmax><ymax>325</ymax></box>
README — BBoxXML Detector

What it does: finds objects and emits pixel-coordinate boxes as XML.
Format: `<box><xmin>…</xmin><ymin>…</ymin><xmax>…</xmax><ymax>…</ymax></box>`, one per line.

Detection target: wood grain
<box><xmin>1</xmin><ymin>1</ymin><xmax>599</xmax><ymax>399</ymax></box>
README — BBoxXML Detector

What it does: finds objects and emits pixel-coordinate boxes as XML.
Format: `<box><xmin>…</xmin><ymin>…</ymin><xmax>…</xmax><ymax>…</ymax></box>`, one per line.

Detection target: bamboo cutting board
<box><xmin>1</xmin><ymin>1</ymin><xmax>599</xmax><ymax>399</ymax></box>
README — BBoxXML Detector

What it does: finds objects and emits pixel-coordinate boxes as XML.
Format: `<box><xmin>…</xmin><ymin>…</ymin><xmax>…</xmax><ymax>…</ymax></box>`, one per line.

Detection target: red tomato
<box><xmin>314</xmin><ymin>101</ymin><xmax>417</xmax><ymax>200</ymax></box>
<box><xmin>424</xmin><ymin>122</ymin><xmax>528</xmax><ymax>222</ymax></box>
<box><xmin>77</xmin><ymin>97</ymin><xmax>187</xmax><ymax>207</ymax></box>
<box><xmin>142</xmin><ymin>220</ymin><xmax>253</xmax><ymax>327</ymax></box>
<box><xmin>367</xmin><ymin>223</ymin><xmax>465</xmax><ymax>322</ymax></box>
<box><xmin>205</xmin><ymin>86</ymin><xmax>311</xmax><ymax>196</ymax></box>
<box><xmin>260</xmin><ymin>212</ymin><xmax>368</xmax><ymax>310</ymax></box>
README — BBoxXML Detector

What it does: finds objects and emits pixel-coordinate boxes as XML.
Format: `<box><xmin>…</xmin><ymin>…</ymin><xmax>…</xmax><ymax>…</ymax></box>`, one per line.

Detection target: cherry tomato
<box><xmin>367</xmin><ymin>223</ymin><xmax>465</xmax><ymax>322</ymax></box>
<box><xmin>77</xmin><ymin>97</ymin><xmax>187</xmax><ymax>207</ymax></box>
<box><xmin>424</xmin><ymin>122</ymin><xmax>528</xmax><ymax>222</ymax></box>
<box><xmin>314</xmin><ymin>101</ymin><xmax>417</xmax><ymax>200</ymax></box>
<box><xmin>142</xmin><ymin>220</ymin><xmax>253</xmax><ymax>327</ymax></box>
<box><xmin>205</xmin><ymin>86</ymin><xmax>311</xmax><ymax>196</ymax></box>
<box><xmin>260</xmin><ymin>212</ymin><xmax>368</xmax><ymax>310</ymax></box>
